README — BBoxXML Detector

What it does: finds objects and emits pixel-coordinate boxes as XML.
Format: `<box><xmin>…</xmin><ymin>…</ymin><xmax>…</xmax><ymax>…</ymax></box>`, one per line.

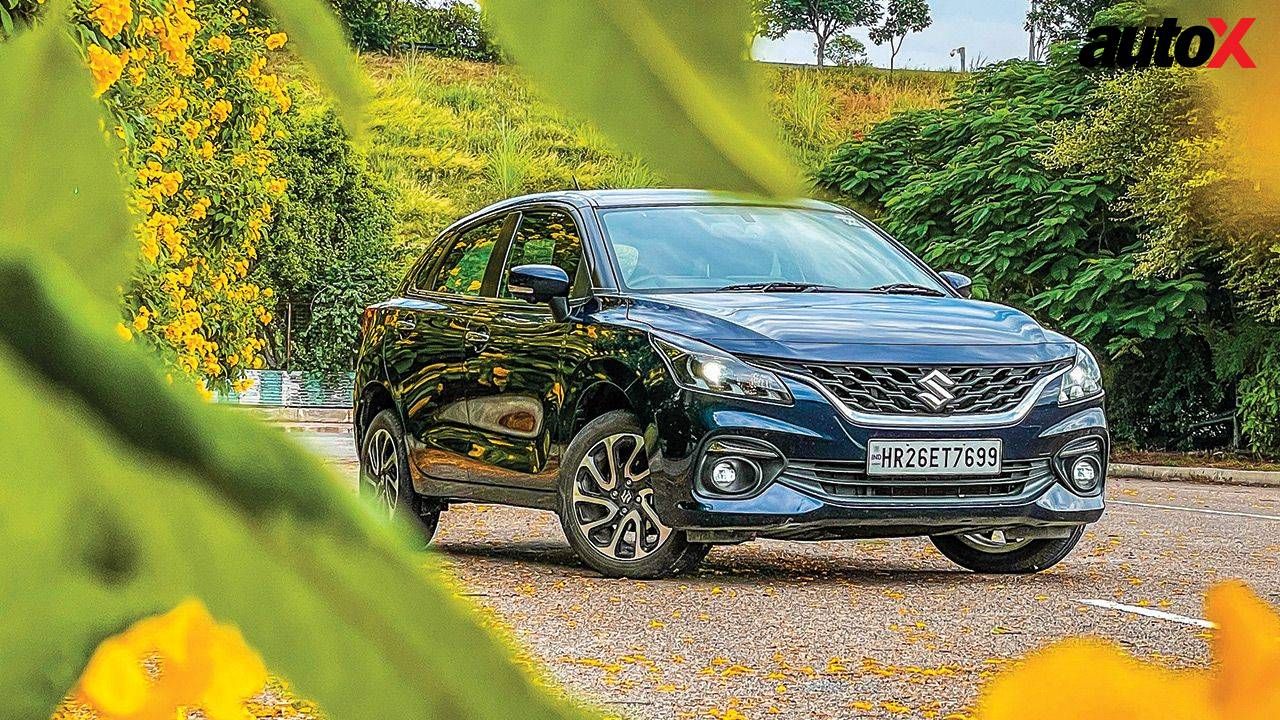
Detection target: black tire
<box><xmin>930</xmin><ymin>526</ymin><xmax>1084</xmax><ymax>574</ymax></box>
<box><xmin>557</xmin><ymin>410</ymin><xmax>708</xmax><ymax>579</ymax></box>
<box><xmin>360</xmin><ymin>409</ymin><xmax>441</xmax><ymax>546</ymax></box>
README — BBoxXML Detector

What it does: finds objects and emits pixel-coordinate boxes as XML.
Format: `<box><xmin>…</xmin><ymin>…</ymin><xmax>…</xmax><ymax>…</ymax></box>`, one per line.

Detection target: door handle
<box><xmin>396</xmin><ymin>318</ymin><xmax>417</xmax><ymax>332</ymax></box>
<box><xmin>465</xmin><ymin>329</ymin><xmax>490</xmax><ymax>350</ymax></box>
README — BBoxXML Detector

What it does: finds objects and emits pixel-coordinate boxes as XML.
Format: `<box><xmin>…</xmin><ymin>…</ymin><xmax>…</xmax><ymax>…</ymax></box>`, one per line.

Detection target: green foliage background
<box><xmin>256</xmin><ymin>108</ymin><xmax>402</xmax><ymax>374</ymax></box>
<box><xmin>817</xmin><ymin>44</ymin><xmax>1280</xmax><ymax>454</ymax></box>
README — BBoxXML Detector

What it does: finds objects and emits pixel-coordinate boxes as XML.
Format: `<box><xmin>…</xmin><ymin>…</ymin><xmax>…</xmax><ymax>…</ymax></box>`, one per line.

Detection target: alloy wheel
<box><xmin>364</xmin><ymin>427</ymin><xmax>401</xmax><ymax>520</ymax></box>
<box><xmin>957</xmin><ymin>529</ymin><xmax>1033</xmax><ymax>554</ymax></box>
<box><xmin>571</xmin><ymin>432</ymin><xmax>672</xmax><ymax>561</ymax></box>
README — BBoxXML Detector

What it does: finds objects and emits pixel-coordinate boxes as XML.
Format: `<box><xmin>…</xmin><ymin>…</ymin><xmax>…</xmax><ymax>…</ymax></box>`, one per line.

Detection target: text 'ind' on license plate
<box><xmin>866</xmin><ymin>439</ymin><xmax>1002</xmax><ymax>476</ymax></box>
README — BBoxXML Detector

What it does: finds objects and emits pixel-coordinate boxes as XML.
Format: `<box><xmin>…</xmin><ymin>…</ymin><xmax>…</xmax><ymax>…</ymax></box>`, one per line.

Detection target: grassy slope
<box><xmin>290</xmin><ymin>53</ymin><xmax>958</xmax><ymax>250</ymax></box>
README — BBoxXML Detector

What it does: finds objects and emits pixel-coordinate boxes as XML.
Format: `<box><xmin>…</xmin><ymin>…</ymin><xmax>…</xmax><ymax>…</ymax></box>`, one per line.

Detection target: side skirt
<box><xmin>416</xmin><ymin>475</ymin><xmax>559</xmax><ymax>512</ymax></box>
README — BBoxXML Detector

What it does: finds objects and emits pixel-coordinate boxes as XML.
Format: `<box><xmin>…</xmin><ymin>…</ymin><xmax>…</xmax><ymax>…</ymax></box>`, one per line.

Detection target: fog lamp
<box><xmin>710</xmin><ymin>461</ymin><xmax>739</xmax><ymax>491</ymax></box>
<box><xmin>1071</xmin><ymin>456</ymin><xmax>1101</xmax><ymax>492</ymax></box>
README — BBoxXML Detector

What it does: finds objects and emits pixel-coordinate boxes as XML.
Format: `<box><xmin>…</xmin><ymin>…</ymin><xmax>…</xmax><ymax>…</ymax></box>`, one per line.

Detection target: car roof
<box><xmin>473</xmin><ymin>188</ymin><xmax>848</xmax><ymax>214</ymax></box>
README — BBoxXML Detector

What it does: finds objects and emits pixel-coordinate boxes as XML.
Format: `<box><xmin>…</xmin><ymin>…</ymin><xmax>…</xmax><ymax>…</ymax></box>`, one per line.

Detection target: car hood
<box><xmin>626</xmin><ymin>292</ymin><xmax>1076</xmax><ymax>364</ymax></box>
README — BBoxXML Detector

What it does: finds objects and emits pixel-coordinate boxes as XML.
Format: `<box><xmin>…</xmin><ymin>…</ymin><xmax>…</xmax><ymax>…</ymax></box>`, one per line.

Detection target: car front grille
<box><xmin>756</xmin><ymin>359</ymin><xmax>1072</xmax><ymax>417</ymax></box>
<box><xmin>780</xmin><ymin>458</ymin><xmax>1054</xmax><ymax>501</ymax></box>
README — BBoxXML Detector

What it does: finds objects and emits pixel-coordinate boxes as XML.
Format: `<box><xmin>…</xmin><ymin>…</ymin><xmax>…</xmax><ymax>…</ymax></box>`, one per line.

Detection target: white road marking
<box><xmin>1075</xmin><ymin>599</ymin><xmax>1216</xmax><ymax>629</ymax></box>
<box><xmin>1111</xmin><ymin>499</ymin><xmax>1280</xmax><ymax>522</ymax></box>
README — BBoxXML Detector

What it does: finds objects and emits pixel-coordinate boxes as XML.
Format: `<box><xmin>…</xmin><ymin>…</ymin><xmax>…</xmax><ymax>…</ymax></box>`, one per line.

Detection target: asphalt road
<box><xmin>293</xmin><ymin>429</ymin><xmax>1280</xmax><ymax>720</ymax></box>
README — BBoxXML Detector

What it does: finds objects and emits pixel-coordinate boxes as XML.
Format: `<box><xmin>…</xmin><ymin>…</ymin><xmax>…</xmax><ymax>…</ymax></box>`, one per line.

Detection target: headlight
<box><xmin>1059</xmin><ymin>346</ymin><xmax>1103</xmax><ymax>404</ymax></box>
<box><xmin>652</xmin><ymin>335</ymin><xmax>793</xmax><ymax>405</ymax></box>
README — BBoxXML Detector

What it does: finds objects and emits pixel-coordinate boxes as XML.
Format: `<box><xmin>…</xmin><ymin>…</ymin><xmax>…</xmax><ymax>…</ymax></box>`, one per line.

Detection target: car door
<box><xmin>384</xmin><ymin>213</ymin><xmax>515</xmax><ymax>484</ymax></box>
<box><xmin>463</xmin><ymin>206</ymin><xmax>588</xmax><ymax>492</ymax></box>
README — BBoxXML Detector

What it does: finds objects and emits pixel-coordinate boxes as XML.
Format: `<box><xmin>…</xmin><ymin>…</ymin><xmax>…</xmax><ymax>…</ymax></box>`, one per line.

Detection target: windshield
<box><xmin>597</xmin><ymin>205</ymin><xmax>950</xmax><ymax>294</ymax></box>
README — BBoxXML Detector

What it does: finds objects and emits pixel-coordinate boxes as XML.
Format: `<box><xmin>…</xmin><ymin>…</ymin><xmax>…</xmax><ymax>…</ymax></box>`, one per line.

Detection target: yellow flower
<box><xmin>266</xmin><ymin>177</ymin><xmax>286</xmax><ymax>195</ymax></box>
<box><xmin>976</xmin><ymin>581</ymin><xmax>1280</xmax><ymax>720</ymax></box>
<box><xmin>211</xmin><ymin>98</ymin><xmax>233</xmax><ymax>123</ymax></box>
<box><xmin>265</xmin><ymin>32</ymin><xmax>287</xmax><ymax>50</ymax></box>
<box><xmin>181</xmin><ymin>119</ymin><xmax>202</xmax><ymax>140</ymax></box>
<box><xmin>132</xmin><ymin>310</ymin><xmax>151</xmax><ymax>332</ymax></box>
<box><xmin>90</xmin><ymin>0</ymin><xmax>133</xmax><ymax>38</ymax></box>
<box><xmin>87</xmin><ymin>45</ymin><xmax>127</xmax><ymax>97</ymax></box>
<box><xmin>191</xmin><ymin>197</ymin><xmax>211</xmax><ymax>220</ymax></box>
<box><xmin>196</xmin><ymin>381</ymin><xmax>215</xmax><ymax>402</ymax></box>
<box><xmin>139</xmin><ymin>236</ymin><xmax>159</xmax><ymax>263</ymax></box>
<box><xmin>208</xmin><ymin>33</ymin><xmax>232</xmax><ymax>53</ymax></box>
<box><xmin>114</xmin><ymin>322</ymin><xmax>133</xmax><ymax>342</ymax></box>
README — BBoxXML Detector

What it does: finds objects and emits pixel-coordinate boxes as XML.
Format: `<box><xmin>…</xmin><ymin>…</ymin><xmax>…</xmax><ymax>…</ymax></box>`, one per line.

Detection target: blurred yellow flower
<box><xmin>114</xmin><ymin>322</ymin><xmax>133</xmax><ymax>342</ymax></box>
<box><xmin>265</xmin><ymin>32</ymin><xmax>287</xmax><ymax>50</ymax></box>
<box><xmin>977</xmin><ymin>581</ymin><xmax>1280</xmax><ymax>720</ymax></box>
<box><xmin>87</xmin><ymin>45</ymin><xmax>127</xmax><ymax>97</ymax></box>
<box><xmin>74</xmin><ymin>599</ymin><xmax>266</xmax><ymax>720</ymax></box>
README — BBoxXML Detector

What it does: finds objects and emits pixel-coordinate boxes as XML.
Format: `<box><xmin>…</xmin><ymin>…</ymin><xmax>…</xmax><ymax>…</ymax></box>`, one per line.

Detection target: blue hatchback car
<box><xmin>354</xmin><ymin>190</ymin><xmax>1108</xmax><ymax>578</ymax></box>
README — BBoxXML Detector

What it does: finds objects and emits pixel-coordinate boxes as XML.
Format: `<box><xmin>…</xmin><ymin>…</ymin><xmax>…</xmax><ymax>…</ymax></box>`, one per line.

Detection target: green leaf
<box><xmin>259</xmin><ymin>0</ymin><xmax>367</xmax><ymax>135</ymax></box>
<box><xmin>0</xmin><ymin>255</ymin><xmax>591</xmax><ymax>720</ymax></box>
<box><xmin>483</xmin><ymin>0</ymin><xmax>799</xmax><ymax>198</ymax></box>
<box><xmin>0</xmin><ymin>0</ymin><xmax>132</xmax><ymax>302</ymax></box>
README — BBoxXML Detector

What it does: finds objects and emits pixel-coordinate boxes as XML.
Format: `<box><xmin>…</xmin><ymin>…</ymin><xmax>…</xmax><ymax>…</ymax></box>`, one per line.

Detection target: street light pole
<box><xmin>1028</xmin><ymin>0</ymin><xmax>1038</xmax><ymax>60</ymax></box>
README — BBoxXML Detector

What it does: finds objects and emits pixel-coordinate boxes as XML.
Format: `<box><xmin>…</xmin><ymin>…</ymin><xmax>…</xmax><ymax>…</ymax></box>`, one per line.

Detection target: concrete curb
<box><xmin>1111</xmin><ymin>462</ymin><xmax>1280</xmax><ymax>489</ymax></box>
<box><xmin>226</xmin><ymin>405</ymin><xmax>352</xmax><ymax>424</ymax></box>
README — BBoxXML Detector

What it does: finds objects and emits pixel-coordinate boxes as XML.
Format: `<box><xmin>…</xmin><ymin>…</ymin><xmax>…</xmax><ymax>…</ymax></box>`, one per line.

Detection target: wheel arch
<box><xmin>355</xmin><ymin>380</ymin><xmax>398</xmax><ymax>449</ymax></box>
<box><xmin>561</xmin><ymin>358</ymin><xmax>654</xmax><ymax>442</ymax></box>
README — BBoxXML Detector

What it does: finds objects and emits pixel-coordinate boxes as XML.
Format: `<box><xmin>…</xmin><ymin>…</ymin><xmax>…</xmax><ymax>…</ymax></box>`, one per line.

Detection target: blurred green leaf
<box><xmin>0</xmin><ymin>258</ymin><xmax>591</xmax><ymax>720</ymax></box>
<box><xmin>259</xmin><ymin>0</ymin><xmax>367</xmax><ymax>134</ymax></box>
<box><xmin>0</xmin><ymin>0</ymin><xmax>132</xmax><ymax>302</ymax></box>
<box><xmin>483</xmin><ymin>0</ymin><xmax>799</xmax><ymax>197</ymax></box>
<box><xmin>0</xmin><ymin>3</ymin><xmax>582</xmax><ymax>720</ymax></box>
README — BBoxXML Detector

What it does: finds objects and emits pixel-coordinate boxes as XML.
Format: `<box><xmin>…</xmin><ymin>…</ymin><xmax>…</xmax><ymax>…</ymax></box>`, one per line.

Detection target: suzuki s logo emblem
<box><xmin>917</xmin><ymin>370</ymin><xmax>957</xmax><ymax>411</ymax></box>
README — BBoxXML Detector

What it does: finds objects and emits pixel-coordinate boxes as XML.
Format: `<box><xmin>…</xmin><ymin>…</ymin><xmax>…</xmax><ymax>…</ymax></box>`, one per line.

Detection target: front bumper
<box><xmin>645</xmin><ymin>373</ymin><xmax>1108</xmax><ymax>540</ymax></box>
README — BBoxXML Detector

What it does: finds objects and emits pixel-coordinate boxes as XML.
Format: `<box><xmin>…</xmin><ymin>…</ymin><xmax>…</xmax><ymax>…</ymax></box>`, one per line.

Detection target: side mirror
<box><xmin>508</xmin><ymin>264</ymin><xmax>572</xmax><ymax>320</ymax></box>
<box><xmin>939</xmin><ymin>271</ymin><xmax>973</xmax><ymax>298</ymax></box>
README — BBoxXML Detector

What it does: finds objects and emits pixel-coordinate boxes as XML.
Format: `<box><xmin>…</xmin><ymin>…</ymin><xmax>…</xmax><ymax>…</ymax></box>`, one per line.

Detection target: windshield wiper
<box><xmin>716</xmin><ymin>282</ymin><xmax>838</xmax><ymax>293</ymax></box>
<box><xmin>868</xmin><ymin>282</ymin><xmax>947</xmax><ymax>297</ymax></box>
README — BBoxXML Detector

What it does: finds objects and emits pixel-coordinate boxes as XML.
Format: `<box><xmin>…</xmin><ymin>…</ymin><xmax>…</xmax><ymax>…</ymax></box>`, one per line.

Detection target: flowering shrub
<box><xmin>72</xmin><ymin>0</ymin><xmax>295</xmax><ymax>395</ymax></box>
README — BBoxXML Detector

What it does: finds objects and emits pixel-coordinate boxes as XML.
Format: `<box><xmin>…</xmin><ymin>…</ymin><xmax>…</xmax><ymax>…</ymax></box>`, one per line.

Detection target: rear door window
<box><xmin>432</xmin><ymin>216</ymin><xmax>506</xmax><ymax>296</ymax></box>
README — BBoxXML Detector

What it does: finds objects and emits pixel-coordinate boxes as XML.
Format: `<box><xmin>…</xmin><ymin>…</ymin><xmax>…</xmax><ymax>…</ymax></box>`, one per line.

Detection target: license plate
<box><xmin>867</xmin><ymin>439</ymin><xmax>1002</xmax><ymax>476</ymax></box>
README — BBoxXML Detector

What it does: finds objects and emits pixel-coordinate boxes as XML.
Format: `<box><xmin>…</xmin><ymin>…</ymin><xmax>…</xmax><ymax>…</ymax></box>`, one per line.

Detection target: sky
<box><xmin>751</xmin><ymin>0</ymin><xmax>1035</xmax><ymax>71</ymax></box>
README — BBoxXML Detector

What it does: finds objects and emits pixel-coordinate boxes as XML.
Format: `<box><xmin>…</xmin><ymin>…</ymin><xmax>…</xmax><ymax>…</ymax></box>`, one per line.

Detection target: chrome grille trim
<box><xmin>755</xmin><ymin>358</ymin><xmax>1073</xmax><ymax>428</ymax></box>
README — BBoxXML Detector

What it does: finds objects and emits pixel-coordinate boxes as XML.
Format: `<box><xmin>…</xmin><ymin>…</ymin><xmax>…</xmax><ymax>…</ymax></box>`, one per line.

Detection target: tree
<box><xmin>754</xmin><ymin>0</ymin><xmax>880</xmax><ymax>67</ymax></box>
<box><xmin>1025</xmin><ymin>0</ymin><xmax>1113</xmax><ymax>60</ymax></box>
<box><xmin>824</xmin><ymin>33</ymin><xmax>868</xmax><ymax>66</ymax></box>
<box><xmin>868</xmin><ymin>0</ymin><xmax>931</xmax><ymax>74</ymax></box>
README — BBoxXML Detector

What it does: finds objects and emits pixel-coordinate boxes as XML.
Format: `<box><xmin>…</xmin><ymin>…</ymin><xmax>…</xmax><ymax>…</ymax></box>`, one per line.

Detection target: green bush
<box><xmin>331</xmin><ymin>0</ymin><xmax>395</xmax><ymax>50</ymax></box>
<box><xmin>1048</xmin><ymin>63</ymin><xmax>1280</xmax><ymax>455</ymax></box>
<box><xmin>815</xmin><ymin>46</ymin><xmax>1230</xmax><ymax>450</ymax></box>
<box><xmin>393</xmin><ymin>0</ymin><xmax>502</xmax><ymax>62</ymax></box>
<box><xmin>257</xmin><ymin>107</ymin><xmax>402</xmax><ymax>374</ymax></box>
<box><xmin>816</xmin><ymin>48</ymin><xmax>1208</xmax><ymax>354</ymax></box>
